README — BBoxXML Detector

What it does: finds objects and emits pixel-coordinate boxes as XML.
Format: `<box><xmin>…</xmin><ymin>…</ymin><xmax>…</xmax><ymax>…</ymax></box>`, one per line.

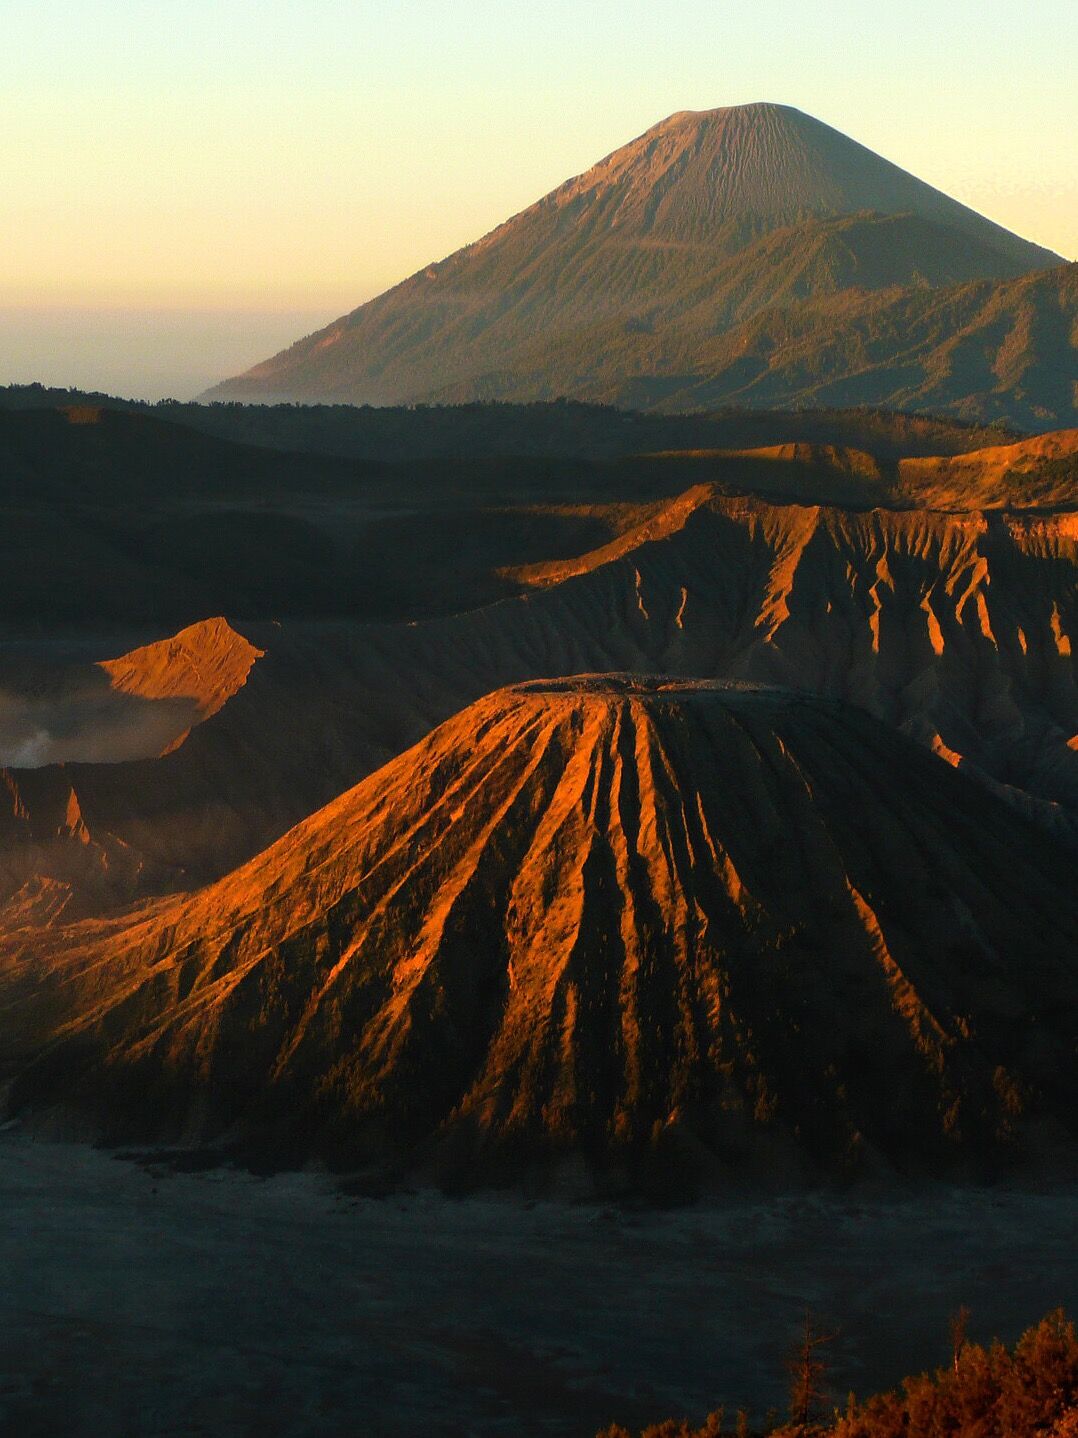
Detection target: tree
<box><xmin>788</xmin><ymin>1310</ymin><xmax>837</xmax><ymax>1430</ymax></box>
<box><xmin>949</xmin><ymin>1305</ymin><xmax>971</xmax><ymax>1373</ymax></box>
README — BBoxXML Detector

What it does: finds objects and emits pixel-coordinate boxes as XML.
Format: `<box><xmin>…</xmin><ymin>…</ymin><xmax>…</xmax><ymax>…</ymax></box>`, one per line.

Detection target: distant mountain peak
<box><xmin>206</xmin><ymin>104</ymin><xmax>1067</xmax><ymax>410</ymax></box>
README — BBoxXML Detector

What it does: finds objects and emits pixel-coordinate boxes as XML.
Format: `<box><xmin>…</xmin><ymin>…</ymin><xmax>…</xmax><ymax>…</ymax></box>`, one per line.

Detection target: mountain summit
<box><xmin>499</xmin><ymin>103</ymin><xmax>1055</xmax><ymax>257</ymax></box>
<box><xmin>206</xmin><ymin>103</ymin><xmax>1066</xmax><ymax>414</ymax></box>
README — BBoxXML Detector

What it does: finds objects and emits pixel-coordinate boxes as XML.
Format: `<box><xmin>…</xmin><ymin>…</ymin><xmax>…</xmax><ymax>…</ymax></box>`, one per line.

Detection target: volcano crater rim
<box><xmin>508</xmin><ymin>673</ymin><xmax>794</xmax><ymax>701</ymax></box>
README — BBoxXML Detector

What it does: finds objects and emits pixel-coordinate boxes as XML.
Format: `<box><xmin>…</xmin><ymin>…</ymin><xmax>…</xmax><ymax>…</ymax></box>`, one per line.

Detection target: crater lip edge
<box><xmin>507</xmin><ymin>673</ymin><xmax>795</xmax><ymax>699</ymax></box>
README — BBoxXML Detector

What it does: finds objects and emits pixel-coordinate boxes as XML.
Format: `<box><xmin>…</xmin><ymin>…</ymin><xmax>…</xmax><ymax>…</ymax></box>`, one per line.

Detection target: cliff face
<box><xmin>3</xmin><ymin>679</ymin><xmax>1074</xmax><ymax>1189</ymax></box>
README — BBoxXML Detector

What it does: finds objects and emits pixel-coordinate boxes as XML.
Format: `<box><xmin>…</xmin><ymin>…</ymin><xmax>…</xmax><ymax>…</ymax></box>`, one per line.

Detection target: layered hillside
<box><xmin>2</xmin><ymin>678</ymin><xmax>1075</xmax><ymax>1189</ymax></box>
<box><xmin>419</xmin><ymin>264</ymin><xmax>1078</xmax><ymax>432</ymax></box>
<box><xmin>205</xmin><ymin>104</ymin><xmax>1064</xmax><ymax>418</ymax></box>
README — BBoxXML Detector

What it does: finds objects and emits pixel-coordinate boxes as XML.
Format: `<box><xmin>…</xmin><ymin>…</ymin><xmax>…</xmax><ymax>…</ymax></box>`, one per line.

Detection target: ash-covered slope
<box><xmin>2</xmin><ymin>678</ymin><xmax>1074</xmax><ymax>1191</ymax></box>
<box><xmin>206</xmin><ymin>104</ymin><xmax>1061</xmax><ymax>409</ymax></box>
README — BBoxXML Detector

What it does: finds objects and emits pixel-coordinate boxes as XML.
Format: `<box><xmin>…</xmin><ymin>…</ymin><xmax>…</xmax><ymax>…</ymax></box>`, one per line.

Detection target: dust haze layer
<box><xmin>1</xmin><ymin>678</ymin><xmax>1075</xmax><ymax>1191</ymax></box>
<box><xmin>204</xmin><ymin>104</ymin><xmax>1068</xmax><ymax>425</ymax></box>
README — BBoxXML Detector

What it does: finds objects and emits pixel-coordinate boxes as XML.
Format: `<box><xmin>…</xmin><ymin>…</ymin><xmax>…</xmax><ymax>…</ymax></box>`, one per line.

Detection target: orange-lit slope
<box><xmin>895</xmin><ymin>429</ymin><xmax>1078</xmax><ymax>509</ymax></box>
<box><xmin>2</xmin><ymin>678</ymin><xmax>1074</xmax><ymax>1188</ymax></box>
<box><xmin>98</xmin><ymin>617</ymin><xmax>264</xmax><ymax>733</ymax></box>
<box><xmin>95</xmin><ymin>615</ymin><xmax>264</xmax><ymax>757</ymax></box>
<box><xmin>633</xmin><ymin>429</ymin><xmax>1078</xmax><ymax>511</ymax></box>
<box><xmin>0</xmin><ymin>617</ymin><xmax>263</xmax><ymax>771</ymax></box>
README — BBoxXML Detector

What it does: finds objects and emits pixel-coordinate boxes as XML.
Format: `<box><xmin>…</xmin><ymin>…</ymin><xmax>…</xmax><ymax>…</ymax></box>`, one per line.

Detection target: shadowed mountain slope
<box><xmin>205</xmin><ymin>105</ymin><xmax>1062</xmax><ymax>414</ymax></box>
<box><xmin>0</xmin><ymin>402</ymin><xmax>1072</xmax><ymax>631</ymax></box>
<box><xmin>1</xmin><ymin>678</ymin><xmax>1074</xmax><ymax>1190</ymax></box>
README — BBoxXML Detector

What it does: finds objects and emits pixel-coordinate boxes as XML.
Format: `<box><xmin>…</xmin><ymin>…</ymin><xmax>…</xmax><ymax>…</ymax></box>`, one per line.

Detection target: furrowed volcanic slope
<box><xmin>1</xmin><ymin>678</ymin><xmax>1075</xmax><ymax>1189</ymax></box>
<box><xmin>205</xmin><ymin>103</ymin><xmax>1070</xmax><ymax>424</ymax></box>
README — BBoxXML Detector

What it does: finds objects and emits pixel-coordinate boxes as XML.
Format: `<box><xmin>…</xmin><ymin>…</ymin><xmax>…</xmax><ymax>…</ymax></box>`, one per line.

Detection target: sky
<box><xmin>2</xmin><ymin>0</ymin><xmax>1076</xmax><ymax>399</ymax></box>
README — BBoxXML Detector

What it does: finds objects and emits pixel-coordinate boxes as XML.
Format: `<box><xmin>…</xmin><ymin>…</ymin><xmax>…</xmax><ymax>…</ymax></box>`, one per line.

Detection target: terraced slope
<box><xmin>1</xmin><ymin>678</ymin><xmax>1074</xmax><ymax>1190</ymax></box>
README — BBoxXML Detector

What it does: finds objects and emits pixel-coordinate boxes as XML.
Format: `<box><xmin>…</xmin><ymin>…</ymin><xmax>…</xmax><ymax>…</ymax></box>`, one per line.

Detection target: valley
<box><xmin>1</xmin><ymin>1134</ymin><xmax>1075</xmax><ymax>1438</ymax></box>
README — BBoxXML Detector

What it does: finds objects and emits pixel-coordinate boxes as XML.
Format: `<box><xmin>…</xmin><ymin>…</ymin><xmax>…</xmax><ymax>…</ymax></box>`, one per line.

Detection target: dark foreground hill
<box><xmin>203</xmin><ymin>104</ymin><xmax>1071</xmax><ymax>427</ymax></box>
<box><xmin>2</xmin><ymin>677</ymin><xmax>1075</xmax><ymax>1192</ymax></box>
